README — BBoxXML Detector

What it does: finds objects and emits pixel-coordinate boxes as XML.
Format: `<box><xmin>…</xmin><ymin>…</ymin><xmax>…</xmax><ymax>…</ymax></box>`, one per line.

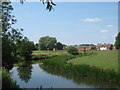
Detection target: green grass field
<box><xmin>67</xmin><ymin>50</ymin><xmax>118</xmax><ymax>71</ymax></box>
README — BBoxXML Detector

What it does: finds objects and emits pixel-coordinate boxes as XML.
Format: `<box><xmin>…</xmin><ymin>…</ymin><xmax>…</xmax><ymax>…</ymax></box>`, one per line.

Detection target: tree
<box><xmin>1</xmin><ymin>2</ymin><xmax>23</xmax><ymax>67</ymax></box>
<box><xmin>1</xmin><ymin>2</ymin><xmax>36</xmax><ymax>67</ymax></box>
<box><xmin>114</xmin><ymin>32</ymin><xmax>120</xmax><ymax>50</ymax></box>
<box><xmin>6</xmin><ymin>0</ymin><xmax>56</xmax><ymax>12</ymax></box>
<box><xmin>109</xmin><ymin>45</ymin><xmax>113</xmax><ymax>50</ymax></box>
<box><xmin>16</xmin><ymin>37</ymin><xmax>34</xmax><ymax>61</ymax></box>
<box><xmin>33</xmin><ymin>43</ymin><xmax>39</xmax><ymax>50</ymax></box>
<box><xmin>56</xmin><ymin>42</ymin><xmax>63</xmax><ymax>50</ymax></box>
<box><xmin>38</xmin><ymin>36</ymin><xmax>57</xmax><ymax>50</ymax></box>
<box><xmin>67</xmin><ymin>46</ymin><xmax>79</xmax><ymax>55</ymax></box>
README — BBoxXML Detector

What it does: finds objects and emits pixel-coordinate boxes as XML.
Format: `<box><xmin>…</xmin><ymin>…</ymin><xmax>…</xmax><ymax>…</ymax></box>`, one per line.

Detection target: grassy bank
<box><xmin>41</xmin><ymin>54</ymin><xmax>119</xmax><ymax>84</ymax></box>
<box><xmin>41</xmin><ymin>65</ymin><xmax>119</xmax><ymax>88</ymax></box>
<box><xmin>67</xmin><ymin>50</ymin><xmax>118</xmax><ymax>71</ymax></box>
<box><xmin>14</xmin><ymin>53</ymin><xmax>58</xmax><ymax>66</ymax></box>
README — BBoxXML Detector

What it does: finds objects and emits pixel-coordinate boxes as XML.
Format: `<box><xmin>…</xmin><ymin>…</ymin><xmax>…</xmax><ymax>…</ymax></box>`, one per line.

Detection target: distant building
<box><xmin>96</xmin><ymin>43</ymin><xmax>114</xmax><ymax>50</ymax></box>
<box><xmin>75</xmin><ymin>44</ymin><xmax>96</xmax><ymax>50</ymax></box>
<box><xmin>64</xmin><ymin>43</ymin><xmax>115</xmax><ymax>51</ymax></box>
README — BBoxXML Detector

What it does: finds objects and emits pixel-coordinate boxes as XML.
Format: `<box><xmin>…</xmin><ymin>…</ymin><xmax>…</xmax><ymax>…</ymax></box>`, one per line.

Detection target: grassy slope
<box><xmin>42</xmin><ymin>54</ymin><xmax>119</xmax><ymax>83</ymax></box>
<box><xmin>67</xmin><ymin>50</ymin><xmax>118</xmax><ymax>71</ymax></box>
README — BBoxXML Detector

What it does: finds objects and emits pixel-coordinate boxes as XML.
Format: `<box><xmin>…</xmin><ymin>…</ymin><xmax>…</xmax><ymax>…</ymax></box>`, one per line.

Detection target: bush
<box><xmin>67</xmin><ymin>46</ymin><xmax>79</xmax><ymax>55</ymax></box>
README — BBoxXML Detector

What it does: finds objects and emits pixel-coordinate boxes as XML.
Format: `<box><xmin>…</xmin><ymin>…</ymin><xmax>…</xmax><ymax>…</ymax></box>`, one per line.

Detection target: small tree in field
<box><xmin>67</xmin><ymin>46</ymin><xmax>79</xmax><ymax>55</ymax></box>
<box><xmin>114</xmin><ymin>32</ymin><xmax>120</xmax><ymax>50</ymax></box>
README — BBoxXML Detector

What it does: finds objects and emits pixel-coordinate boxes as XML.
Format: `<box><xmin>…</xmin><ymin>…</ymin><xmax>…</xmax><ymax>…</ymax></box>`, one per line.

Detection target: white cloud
<box><xmin>83</xmin><ymin>18</ymin><xmax>102</xmax><ymax>22</ymax></box>
<box><xmin>112</xmin><ymin>34</ymin><xmax>117</xmax><ymax>38</ymax></box>
<box><xmin>107</xmin><ymin>25</ymin><xmax>113</xmax><ymax>28</ymax></box>
<box><xmin>100</xmin><ymin>30</ymin><xmax>108</xmax><ymax>33</ymax></box>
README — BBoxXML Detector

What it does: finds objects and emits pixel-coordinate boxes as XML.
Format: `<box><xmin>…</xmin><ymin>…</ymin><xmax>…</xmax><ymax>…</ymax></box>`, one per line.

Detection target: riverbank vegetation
<box><xmin>40</xmin><ymin>50</ymin><xmax>119</xmax><ymax>84</ymax></box>
<box><xmin>41</xmin><ymin>63</ymin><xmax>119</xmax><ymax>88</ymax></box>
<box><xmin>1</xmin><ymin>69</ymin><xmax>19</xmax><ymax>89</ymax></box>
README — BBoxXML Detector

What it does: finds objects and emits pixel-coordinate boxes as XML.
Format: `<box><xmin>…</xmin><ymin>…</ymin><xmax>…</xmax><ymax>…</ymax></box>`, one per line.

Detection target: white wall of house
<box><xmin>100</xmin><ymin>47</ymin><xmax>107</xmax><ymax>50</ymax></box>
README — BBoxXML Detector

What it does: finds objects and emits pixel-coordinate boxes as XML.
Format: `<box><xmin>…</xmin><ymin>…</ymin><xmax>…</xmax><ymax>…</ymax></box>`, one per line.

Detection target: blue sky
<box><xmin>11</xmin><ymin>2</ymin><xmax>118</xmax><ymax>45</ymax></box>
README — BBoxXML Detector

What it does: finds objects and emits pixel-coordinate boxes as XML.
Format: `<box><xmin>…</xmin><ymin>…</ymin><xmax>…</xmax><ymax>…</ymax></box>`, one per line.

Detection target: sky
<box><xmin>11</xmin><ymin>2</ymin><xmax>118</xmax><ymax>45</ymax></box>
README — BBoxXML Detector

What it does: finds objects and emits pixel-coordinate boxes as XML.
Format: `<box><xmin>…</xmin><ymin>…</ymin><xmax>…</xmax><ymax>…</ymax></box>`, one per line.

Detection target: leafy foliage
<box><xmin>67</xmin><ymin>46</ymin><xmax>79</xmax><ymax>55</ymax></box>
<box><xmin>2</xmin><ymin>68</ymin><xmax>19</xmax><ymax>88</ymax></box>
<box><xmin>16</xmin><ymin>37</ymin><xmax>34</xmax><ymax>61</ymax></box>
<box><xmin>1</xmin><ymin>2</ymin><xmax>22</xmax><ymax>66</ymax></box>
<box><xmin>56</xmin><ymin>42</ymin><xmax>64</xmax><ymax>50</ymax></box>
<box><xmin>2</xmin><ymin>2</ymin><xmax>35</xmax><ymax>68</ymax></box>
<box><xmin>34</xmin><ymin>43</ymin><xmax>39</xmax><ymax>50</ymax></box>
<box><xmin>114</xmin><ymin>32</ymin><xmax>120</xmax><ymax>49</ymax></box>
<box><xmin>38</xmin><ymin>36</ymin><xmax>57</xmax><ymax>50</ymax></box>
<box><xmin>19</xmin><ymin>0</ymin><xmax>56</xmax><ymax>11</ymax></box>
<box><xmin>38</xmin><ymin>36</ymin><xmax>65</xmax><ymax>51</ymax></box>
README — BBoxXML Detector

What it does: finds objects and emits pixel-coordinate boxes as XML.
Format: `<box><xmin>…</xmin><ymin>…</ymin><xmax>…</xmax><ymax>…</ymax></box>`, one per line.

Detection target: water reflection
<box><xmin>17</xmin><ymin>62</ymin><xmax>32</xmax><ymax>83</ymax></box>
<box><xmin>40</xmin><ymin>64</ymin><xmax>120</xmax><ymax>88</ymax></box>
<box><xmin>10</xmin><ymin>63</ymin><xmax>119</xmax><ymax>88</ymax></box>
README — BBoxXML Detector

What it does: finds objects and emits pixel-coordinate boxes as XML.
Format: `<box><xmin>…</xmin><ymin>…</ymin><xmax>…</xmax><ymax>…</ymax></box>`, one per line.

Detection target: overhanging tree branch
<box><xmin>20</xmin><ymin>0</ymin><xmax>56</xmax><ymax>11</ymax></box>
<box><xmin>0</xmin><ymin>0</ymin><xmax>56</xmax><ymax>11</ymax></box>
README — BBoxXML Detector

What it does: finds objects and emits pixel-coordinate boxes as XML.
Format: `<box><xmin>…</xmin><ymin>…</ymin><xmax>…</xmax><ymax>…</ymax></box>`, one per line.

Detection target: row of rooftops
<box><xmin>72</xmin><ymin>43</ymin><xmax>113</xmax><ymax>47</ymax></box>
<box><xmin>64</xmin><ymin>43</ymin><xmax>115</xmax><ymax>50</ymax></box>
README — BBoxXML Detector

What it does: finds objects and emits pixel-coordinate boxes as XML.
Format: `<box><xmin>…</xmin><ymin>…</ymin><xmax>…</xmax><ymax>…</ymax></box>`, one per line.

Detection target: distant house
<box><xmin>96</xmin><ymin>44</ymin><xmax>113</xmax><ymax>50</ymax></box>
<box><xmin>64</xmin><ymin>43</ymin><xmax>115</xmax><ymax>51</ymax></box>
<box><xmin>75</xmin><ymin>44</ymin><xmax>96</xmax><ymax>50</ymax></box>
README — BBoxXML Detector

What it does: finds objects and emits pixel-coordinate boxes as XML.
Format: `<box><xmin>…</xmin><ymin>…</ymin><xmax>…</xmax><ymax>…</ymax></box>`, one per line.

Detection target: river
<box><xmin>9</xmin><ymin>63</ymin><xmax>119</xmax><ymax>88</ymax></box>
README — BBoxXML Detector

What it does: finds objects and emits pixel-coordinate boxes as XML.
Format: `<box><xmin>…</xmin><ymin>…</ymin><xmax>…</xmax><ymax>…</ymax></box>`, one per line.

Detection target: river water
<box><xmin>9</xmin><ymin>63</ymin><xmax>119</xmax><ymax>88</ymax></box>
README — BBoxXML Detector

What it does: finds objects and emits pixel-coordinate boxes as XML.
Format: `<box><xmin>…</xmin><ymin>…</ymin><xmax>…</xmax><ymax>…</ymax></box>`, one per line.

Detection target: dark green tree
<box><xmin>1</xmin><ymin>2</ymin><xmax>23</xmax><ymax>67</ymax></box>
<box><xmin>16</xmin><ymin>37</ymin><xmax>34</xmax><ymax>61</ymax></box>
<box><xmin>38</xmin><ymin>36</ymin><xmax>57</xmax><ymax>50</ymax></box>
<box><xmin>67</xmin><ymin>46</ymin><xmax>79</xmax><ymax>55</ymax></box>
<box><xmin>1</xmin><ymin>2</ymin><xmax>34</xmax><ymax>66</ymax></box>
<box><xmin>114</xmin><ymin>32</ymin><xmax>120</xmax><ymax>50</ymax></box>
<box><xmin>34</xmin><ymin>43</ymin><xmax>39</xmax><ymax>50</ymax></box>
<box><xmin>56</xmin><ymin>42</ymin><xmax>63</xmax><ymax>50</ymax></box>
